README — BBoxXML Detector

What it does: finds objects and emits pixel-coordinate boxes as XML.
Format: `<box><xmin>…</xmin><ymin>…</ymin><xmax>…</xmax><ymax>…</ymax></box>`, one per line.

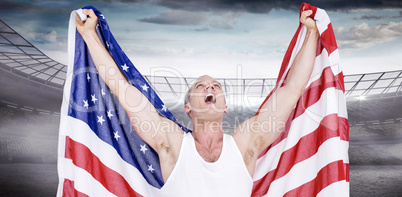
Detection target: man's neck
<box><xmin>192</xmin><ymin>119</ymin><xmax>224</xmax><ymax>149</ymax></box>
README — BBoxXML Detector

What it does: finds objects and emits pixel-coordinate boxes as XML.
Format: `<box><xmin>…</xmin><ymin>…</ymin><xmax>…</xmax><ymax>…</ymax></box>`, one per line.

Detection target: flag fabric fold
<box><xmin>252</xmin><ymin>3</ymin><xmax>349</xmax><ymax>196</ymax></box>
<box><xmin>57</xmin><ymin>3</ymin><xmax>348</xmax><ymax>197</ymax></box>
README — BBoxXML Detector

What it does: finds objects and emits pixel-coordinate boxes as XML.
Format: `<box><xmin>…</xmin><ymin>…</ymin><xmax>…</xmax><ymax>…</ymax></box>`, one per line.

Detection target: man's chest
<box><xmin>195</xmin><ymin>145</ymin><xmax>222</xmax><ymax>163</ymax></box>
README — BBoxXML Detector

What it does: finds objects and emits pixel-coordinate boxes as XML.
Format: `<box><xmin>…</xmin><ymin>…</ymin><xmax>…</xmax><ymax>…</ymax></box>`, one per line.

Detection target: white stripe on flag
<box><xmin>56</xmin><ymin>10</ymin><xmax>79</xmax><ymax>197</ymax></box>
<box><xmin>315</xmin><ymin>8</ymin><xmax>331</xmax><ymax>35</ymax></box>
<box><xmin>253</xmin><ymin>88</ymin><xmax>347</xmax><ymax>180</ymax></box>
<box><xmin>317</xmin><ymin>180</ymin><xmax>350</xmax><ymax>197</ymax></box>
<box><xmin>66</xmin><ymin>116</ymin><xmax>156</xmax><ymax>196</ymax></box>
<box><xmin>328</xmin><ymin>49</ymin><xmax>342</xmax><ymax>77</ymax></box>
<box><xmin>305</xmin><ymin>49</ymin><xmax>342</xmax><ymax>89</ymax></box>
<box><xmin>266</xmin><ymin>138</ymin><xmax>349</xmax><ymax>196</ymax></box>
<box><xmin>63</xmin><ymin>159</ymin><xmax>117</xmax><ymax>197</ymax></box>
<box><xmin>276</xmin><ymin>25</ymin><xmax>307</xmax><ymax>88</ymax></box>
<box><xmin>277</xmin><ymin>7</ymin><xmax>332</xmax><ymax>89</ymax></box>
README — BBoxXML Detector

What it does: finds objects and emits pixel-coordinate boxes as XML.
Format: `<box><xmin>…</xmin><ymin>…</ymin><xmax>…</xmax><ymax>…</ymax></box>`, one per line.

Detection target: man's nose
<box><xmin>206</xmin><ymin>85</ymin><xmax>215</xmax><ymax>91</ymax></box>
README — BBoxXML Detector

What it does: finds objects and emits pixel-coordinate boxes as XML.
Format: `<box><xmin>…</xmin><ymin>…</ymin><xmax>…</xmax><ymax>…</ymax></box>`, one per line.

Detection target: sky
<box><xmin>0</xmin><ymin>0</ymin><xmax>401</xmax><ymax>78</ymax></box>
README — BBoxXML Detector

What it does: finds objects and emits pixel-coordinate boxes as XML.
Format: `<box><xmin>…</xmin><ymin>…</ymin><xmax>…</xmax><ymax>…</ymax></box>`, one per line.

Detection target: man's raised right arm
<box><xmin>75</xmin><ymin>9</ymin><xmax>184</xmax><ymax>152</ymax></box>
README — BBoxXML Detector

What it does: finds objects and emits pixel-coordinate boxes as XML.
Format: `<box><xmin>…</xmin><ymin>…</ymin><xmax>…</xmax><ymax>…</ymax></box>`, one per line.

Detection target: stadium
<box><xmin>0</xmin><ymin>18</ymin><xmax>401</xmax><ymax>197</ymax></box>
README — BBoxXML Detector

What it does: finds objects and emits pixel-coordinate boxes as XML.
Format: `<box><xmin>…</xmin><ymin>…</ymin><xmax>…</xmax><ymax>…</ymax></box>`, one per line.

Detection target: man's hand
<box><xmin>300</xmin><ymin>8</ymin><xmax>318</xmax><ymax>31</ymax></box>
<box><xmin>76</xmin><ymin>9</ymin><xmax>98</xmax><ymax>38</ymax></box>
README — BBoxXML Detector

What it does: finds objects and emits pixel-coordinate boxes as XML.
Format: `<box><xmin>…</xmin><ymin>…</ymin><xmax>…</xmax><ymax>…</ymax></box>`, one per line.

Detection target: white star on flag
<box><xmin>91</xmin><ymin>94</ymin><xmax>98</xmax><ymax>104</ymax></box>
<box><xmin>87</xmin><ymin>73</ymin><xmax>90</xmax><ymax>82</ymax></box>
<box><xmin>107</xmin><ymin>110</ymin><xmax>113</xmax><ymax>119</ymax></box>
<box><xmin>97</xmin><ymin>115</ymin><xmax>105</xmax><ymax>125</ymax></box>
<box><xmin>83</xmin><ymin>100</ymin><xmax>89</xmax><ymax>109</ymax></box>
<box><xmin>121</xmin><ymin>63</ymin><xmax>129</xmax><ymax>72</ymax></box>
<box><xmin>140</xmin><ymin>144</ymin><xmax>148</xmax><ymax>154</ymax></box>
<box><xmin>141</xmin><ymin>84</ymin><xmax>149</xmax><ymax>92</ymax></box>
<box><xmin>148</xmin><ymin>165</ymin><xmax>155</xmax><ymax>173</ymax></box>
<box><xmin>101</xmin><ymin>88</ymin><xmax>106</xmax><ymax>96</ymax></box>
<box><xmin>114</xmin><ymin>131</ymin><xmax>120</xmax><ymax>141</ymax></box>
<box><xmin>161</xmin><ymin>105</ymin><xmax>167</xmax><ymax>112</ymax></box>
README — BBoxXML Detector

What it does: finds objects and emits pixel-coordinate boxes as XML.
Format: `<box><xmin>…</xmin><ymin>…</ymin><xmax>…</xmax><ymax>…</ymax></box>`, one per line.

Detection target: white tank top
<box><xmin>159</xmin><ymin>133</ymin><xmax>253</xmax><ymax>197</ymax></box>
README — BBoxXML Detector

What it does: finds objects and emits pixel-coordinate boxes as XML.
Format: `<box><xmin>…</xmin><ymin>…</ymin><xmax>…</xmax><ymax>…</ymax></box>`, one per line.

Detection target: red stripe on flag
<box><xmin>276</xmin><ymin>2</ymin><xmax>317</xmax><ymax>86</ymax></box>
<box><xmin>345</xmin><ymin>163</ymin><xmax>350</xmax><ymax>182</ymax></box>
<box><xmin>275</xmin><ymin>2</ymin><xmax>317</xmax><ymax>86</ymax></box>
<box><xmin>65</xmin><ymin>136</ymin><xmax>144</xmax><ymax>197</ymax></box>
<box><xmin>256</xmin><ymin>28</ymin><xmax>340</xmax><ymax>117</ymax></box>
<box><xmin>252</xmin><ymin>114</ymin><xmax>348</xmax><ymax>196</ymax></box>
<box><xmin>320</xmin><ymin>23</ymin><xmax>338</xmax><ymax>55</ymax></box>
<box><xmin>257</xmin><ymin>2</ymin><xmax>338</xmax><ymax>117</ymax></box>
<box><xmin>338</xmin><ymin>71</ymin><xmax>345</xmax><ymax>93</ymax></box>
<box><xmin>252</xmin><ymin>3</ymin><xmax>348</xmax><ymax>196</ymax></box>
<box><xmin>294</xmin><ymin>67</ymin><xmax>344</xmax><ymax>119</ymax></box>
<box><xmin>258</xmin><ymin>68</ymin><xmax>347</xmax><ymax>158</ymax></box>
<box><xmin>283</xmin><ymin>160</ymin><xmax>347</xmax><ymax>197</ymax></box>
<box><xmin>276</xmin><ymin>25</ymin><xmax>301</xmax><ymax>85</ymax></box>
<box><xmin>63</xmin><ymin>179</ymin><xmax>89</xmax><ymax>197</ymax></box>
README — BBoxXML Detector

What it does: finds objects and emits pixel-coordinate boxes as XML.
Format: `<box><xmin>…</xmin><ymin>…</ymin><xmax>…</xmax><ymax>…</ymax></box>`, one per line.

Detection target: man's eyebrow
<box><xmin>193</xmin><ymin>80</ymin><xmax>221</xmax><ymax>87</ymax></box>
<box><xmin>213</xmin><ymin>81</ymin><xmax>222</xmax><ymax>86</ymax></box>
<box><xmin>194</xmin><ymin>81</ymin><xmax>203</xmax><ymax>87</ymax></box>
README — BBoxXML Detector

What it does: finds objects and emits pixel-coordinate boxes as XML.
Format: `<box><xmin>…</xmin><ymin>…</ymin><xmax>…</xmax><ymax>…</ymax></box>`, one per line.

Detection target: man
<box><xmin>76</xmin><ymin>7</ymin><xmax>318</xmax><ymax>196</ymax></box>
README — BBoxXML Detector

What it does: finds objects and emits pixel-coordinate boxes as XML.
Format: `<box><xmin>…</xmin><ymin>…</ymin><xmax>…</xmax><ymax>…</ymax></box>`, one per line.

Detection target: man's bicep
<box><xmin>257</xmin><ymin>86</ymin><xmax>299</xmax><ymax>129</ymax></box>
<box><xmin>119</xmin><ymin>85</ymin><xmax>166</xmax><ymax>149</ymax></box>
<box><xmin>242</xmin><ymin>86</ymin><xmax>299</xmax><ymax>153</ymax></box>
<box><xmin>128</xmin><ymin>108</ymin><xmax>184</xmax><ymax>152</ymax></box>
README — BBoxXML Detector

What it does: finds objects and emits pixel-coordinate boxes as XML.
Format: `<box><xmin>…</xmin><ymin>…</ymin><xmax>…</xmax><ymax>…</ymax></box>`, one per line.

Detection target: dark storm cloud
<box><xmin>354</xmin><ymin>10</ymin><xmax>402</xmax><ymax>20</ymax></box>
<box><xmin>138</xmin><ymin>9</ymin><xmax>241</xmax><ymax>30</ymax></box>
<box><xmin>355</xmin><ymin>15</ymin><xmax>387</xmax><ymax>20</ymax></box>
<box><xmin>139</xmin><ymin>10</ymin><xmax>207</xmax><ymax>25</ymax></box>
<box><xmin>119</xmin><ymin>0</ymin><xmax>402</xmax><ymax>13</ymax></box>
<box><xmin>0</xmin><ymin>1</ymin><xmax>71</xmax><ymax>14</ymax></box>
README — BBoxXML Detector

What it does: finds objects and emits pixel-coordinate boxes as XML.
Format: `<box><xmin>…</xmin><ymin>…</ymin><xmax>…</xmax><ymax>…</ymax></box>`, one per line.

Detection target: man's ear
<box><xmin>224</xmin><ymin>106</ymin><xmax>228</xmax><ymax>114</ymax></box>
<box><xmin>184</xmin><ymin>103</ymin><xmax>191</xmax><ymax>114</ymax></box>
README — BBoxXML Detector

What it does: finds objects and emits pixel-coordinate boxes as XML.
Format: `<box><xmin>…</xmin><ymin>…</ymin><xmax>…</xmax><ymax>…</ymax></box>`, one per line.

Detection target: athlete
<box><xmin>76</xmin><ymin>7</ymin><xmax>319</xmax><ymax>196</ymax></box>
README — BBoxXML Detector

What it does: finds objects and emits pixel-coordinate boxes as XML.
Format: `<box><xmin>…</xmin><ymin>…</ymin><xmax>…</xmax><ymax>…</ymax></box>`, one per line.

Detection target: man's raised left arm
<box><xmin>233</xmin><ymin>8</ymin><xmax>319</xmax><ymax>176</ymax></box>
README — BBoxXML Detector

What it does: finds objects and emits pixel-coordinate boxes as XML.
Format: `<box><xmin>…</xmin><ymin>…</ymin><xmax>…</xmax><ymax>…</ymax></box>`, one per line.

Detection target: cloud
<box><xmin>335</xmin><ymin>21</ymin><xmax>402</xmax><ymax>49</ymax></box>
<box><xmin>208</xmin><ymin>12</ymin><xmax>242</xmax><ymax>30</ymax></box>
<box><xmin>139</xmin><ymin>9</ymin><xmax>243</xmax><ymax>30</ymax></box>
<box><xmin>26</xmin><ymin>30</ymin><xmax>58</xmax><ymax>43</ymax></box>
<box><xmin>392</xmin><ymin>10</ymin><xmax>402</xmax><ymax>18</ymax></box>
<box><xmin>139</xmin><ymin>10</ymin><xmax>207</xmax><ymax>25</ymax></box>
<box><xmin>354</xmin><ymin>10</ymin><xmax>402</xmax><ymax>20</ymax></box>
<box><xmin>0</xmin><ymin>1</ymin><xmax>71</xmax><ymax>14</ymax></box>
<box><xmin>195</xmin><ymin>27</ymin><xmax>209</xmax><ymax>31</ymax></box>
<box><xmin>152</xmin><ymin>0</ymin><xmax>402</xmax><ymax>13</ymax></box>
<box><xmin>155</xmin><ymin>0</ymin><xmax>275</xmax><ymax>13</ymax></box>
<box><xmin>354</xmin><ymin>15</ymin><xmax>387</xmax><ymax>20</ymax></box>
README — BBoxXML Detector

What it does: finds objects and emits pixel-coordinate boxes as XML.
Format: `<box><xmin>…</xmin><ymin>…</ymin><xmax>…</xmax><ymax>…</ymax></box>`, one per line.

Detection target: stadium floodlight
<box><xmin>357</xmin><ymin>95</ymin><xmax>366</xmax><ymax>100</ymax></box>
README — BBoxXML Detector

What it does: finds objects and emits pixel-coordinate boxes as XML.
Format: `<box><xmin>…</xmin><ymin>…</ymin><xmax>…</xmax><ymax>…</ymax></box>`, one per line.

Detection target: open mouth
<box><xmin>204</xmin><ymin>93</ymin><xmax>216</xmax><ymax>103</ymax></box>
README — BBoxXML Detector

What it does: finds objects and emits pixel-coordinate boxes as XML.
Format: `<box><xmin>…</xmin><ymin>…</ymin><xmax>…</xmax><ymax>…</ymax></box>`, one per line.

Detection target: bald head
<box><xmin>184</xmin><ymin>75</ymin><xmax>212</xmax><ymax>105</ymax></box>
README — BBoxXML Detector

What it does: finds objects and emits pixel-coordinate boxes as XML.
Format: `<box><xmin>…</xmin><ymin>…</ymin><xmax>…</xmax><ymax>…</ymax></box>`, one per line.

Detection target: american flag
<box><xmin>57</xmin><ymin>3</ymin><xmax>349</xmax><ymax>197</ymax></box>
<box><xmin>252</xmin><ymin>3</ymin><xmax>349</xmax><ymax>196</ymax></box>
<box><xmin>57</xmin><ymin>6</ymin><xmax>189</xmax><ymax>196</ymax></box>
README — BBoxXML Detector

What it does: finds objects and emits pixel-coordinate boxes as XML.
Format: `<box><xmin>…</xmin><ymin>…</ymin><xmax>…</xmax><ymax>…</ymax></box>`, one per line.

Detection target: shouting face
<box><xmin>184</xmin><ymin>75</ymin><xmax>227</xmax><ymax>120</ymax></box>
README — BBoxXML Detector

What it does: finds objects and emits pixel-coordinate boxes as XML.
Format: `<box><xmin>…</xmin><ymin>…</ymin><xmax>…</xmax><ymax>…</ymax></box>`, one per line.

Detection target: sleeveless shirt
<box><xmin>159</xmin><ymin>133</ymin><xmax>253</xmax><ymax>197</ymax></box>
